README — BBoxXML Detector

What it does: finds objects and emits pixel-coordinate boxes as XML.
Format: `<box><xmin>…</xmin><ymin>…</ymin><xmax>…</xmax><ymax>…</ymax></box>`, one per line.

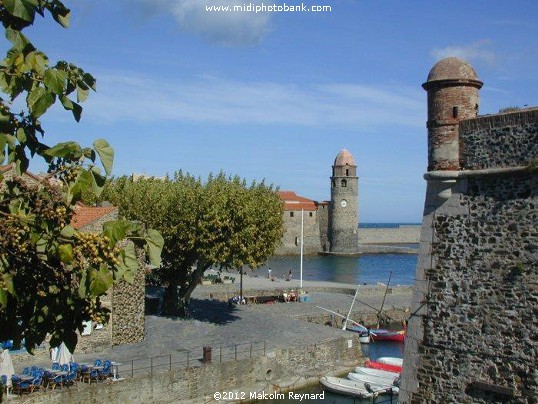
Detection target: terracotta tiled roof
<box><xmin>71</xmin><ymin>204</ymin><xmax>118</xmax><ymax>229</ymax></box>
<box><xmin>279</xmin><ymin>191</ymin><xmax>318</xmax><ymax>211</ymax></box>
<box><xmin>0</xmin><ymin>163</ymin><xmax>45</xmax><ymax>183</ymax></box>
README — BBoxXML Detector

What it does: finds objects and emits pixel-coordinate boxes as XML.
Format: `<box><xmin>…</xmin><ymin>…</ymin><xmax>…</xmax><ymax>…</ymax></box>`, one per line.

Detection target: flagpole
<box><xmin>300</xmin><ymin>209</ymin><xmax>304</xmax><ymax>289</ymax></box>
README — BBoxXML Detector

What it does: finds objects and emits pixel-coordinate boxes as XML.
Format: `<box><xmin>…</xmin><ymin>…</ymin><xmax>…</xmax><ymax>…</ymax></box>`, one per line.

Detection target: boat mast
<box><xmin>300</xmin><ymin>209</ymin><xmax>304</xmax><ymax>289</ymax></box>
<box><xmin>342</xmin><ymin>285</ymin><xmax>360</xmax><ymax>330</ymax></box>
<box><xmin>377</xmin><ymin>271</ymin><xmax>393</xmax><ymax>328</ymax></box>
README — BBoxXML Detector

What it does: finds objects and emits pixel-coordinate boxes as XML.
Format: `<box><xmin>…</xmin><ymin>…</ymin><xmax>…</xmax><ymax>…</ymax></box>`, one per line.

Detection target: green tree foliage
<box><xmin>102</xmin><ymin>172</ymin><xmax>284</xmax><ymax>316</ymax></box>
<box><xmin>0</xmin><ymin>1</ymin><xmax>163</xmax><ymax>352</ymax></box>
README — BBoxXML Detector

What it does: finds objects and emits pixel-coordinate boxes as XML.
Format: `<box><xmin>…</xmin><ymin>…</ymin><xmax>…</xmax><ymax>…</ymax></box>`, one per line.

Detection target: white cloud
<box><xmin>130</xmin><ymin>0</ymin><xmax>272</xmax><ymax>45</ymax></box>
<box><xmin>431</xmin><ymin>40</ymin><xmax>497</xmax><ymax>66</ymax></box>
<box><xmin>75</xmin><ymin>72</ymin><xmax>424</xmax><ymax>129</ymax></box>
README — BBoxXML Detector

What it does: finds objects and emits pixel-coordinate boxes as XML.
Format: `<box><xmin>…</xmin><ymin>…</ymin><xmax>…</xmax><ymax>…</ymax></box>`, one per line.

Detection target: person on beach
<box><xmin>286</xmin><ymin>269</ymin><xmax>292</xmax><ymax>281</ymax></box>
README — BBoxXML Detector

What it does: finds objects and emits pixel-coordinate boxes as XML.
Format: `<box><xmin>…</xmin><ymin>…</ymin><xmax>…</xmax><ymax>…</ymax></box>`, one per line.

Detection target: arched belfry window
<box><xmin>341</xmin><ymin>179</ymin><xmax>347</xmax><ymax>187</ymax></box>
<box><xmin>346</xmin><ymin>168</ymin><xmax>349</xmax><ymax>176</ymax></box>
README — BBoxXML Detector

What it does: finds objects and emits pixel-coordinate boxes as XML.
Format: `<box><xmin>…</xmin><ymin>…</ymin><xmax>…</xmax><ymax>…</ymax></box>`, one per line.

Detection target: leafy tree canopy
<box><xmin>0</xmin><ymin>0</ymin><xmax>163</xmax><ymax>352</ymax></box>
<box><xmin>101</xmin><ymin>172</ymin><xmax>284</xmax><ymax>316</ymax></box>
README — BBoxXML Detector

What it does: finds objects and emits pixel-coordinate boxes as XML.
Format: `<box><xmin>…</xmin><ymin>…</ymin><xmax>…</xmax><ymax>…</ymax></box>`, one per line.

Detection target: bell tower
<box><xmin>329</xmin><ymin>149</ymin><xmax>359</xmax><ymax>254</ymax></box>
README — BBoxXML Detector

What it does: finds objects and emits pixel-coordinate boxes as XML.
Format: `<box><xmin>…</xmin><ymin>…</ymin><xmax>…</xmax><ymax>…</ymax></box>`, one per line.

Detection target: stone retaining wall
<box><xmin>26</xmin><ymin>336</ymin><xmax>360</xmax><ymax>403</ymax></box>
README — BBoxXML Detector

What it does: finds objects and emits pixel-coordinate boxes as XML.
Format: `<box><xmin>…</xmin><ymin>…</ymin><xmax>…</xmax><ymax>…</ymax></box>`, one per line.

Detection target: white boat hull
<box><xmin>347</xmin><ymin>373</ymin><xmax>400</xmax><ymax>394</ymax></box>
<box><xmin>376</xmin><ymin>357</ymin><xmax>403</xmax><ymax>367</ymax></box>
<box><xmin>354</xmin><ymin>366</ymin><xmax>400</xmax><ymax>379</ymax></box>
<box><xmin>320</xmin><ymin>376</ymin><xmax>375</xmax><ymax>398</ymax></box>
<box><xmin>359</xmin><ymin>334</ymin><xmax>370</xmax><ymax>344</ymax></box>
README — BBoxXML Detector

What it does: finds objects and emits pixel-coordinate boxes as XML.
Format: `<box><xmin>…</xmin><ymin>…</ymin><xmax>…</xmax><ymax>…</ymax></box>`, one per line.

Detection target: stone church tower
<box><xmin>329</xmin><ymin>149</ymin><xmax>359</xmax><ymax>253</ymax></box>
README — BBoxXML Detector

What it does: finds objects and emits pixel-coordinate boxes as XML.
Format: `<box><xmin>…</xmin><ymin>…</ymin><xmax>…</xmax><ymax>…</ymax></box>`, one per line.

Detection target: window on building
<box><xmin>309</xmin><ymin>212</ymin><xmax>313</xmax><ymax>217</ymax></box>
<box><xmin>290</xmin><ymin>212</ymin><xmax>294</xmax><ymax>217</ymax></box>
<box><xmin>295</xmin><ymin>237</ymin><xmax>299</xmax><ymax>246</ymax></box>
<box><xmin>341</xmin><ymin>179</ymin><xmax>347</xmax><ymax>187</ymax></box>
<box><xmin>346</xmin><ymin>168</ymin><xmax>349</xmax><ymax>176</ymax></box>
<box><xmin>452</xmin><ymin>106</ymin><xmax>459</xmax><ymax>118</ymax></box>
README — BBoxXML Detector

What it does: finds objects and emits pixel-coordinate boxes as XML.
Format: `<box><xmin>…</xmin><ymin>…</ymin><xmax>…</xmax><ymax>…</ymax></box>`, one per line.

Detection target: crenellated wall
<box><xmin>460</xmin><ymin>109</ymin><xmax>538</xmax><ymax>170</ymax></box>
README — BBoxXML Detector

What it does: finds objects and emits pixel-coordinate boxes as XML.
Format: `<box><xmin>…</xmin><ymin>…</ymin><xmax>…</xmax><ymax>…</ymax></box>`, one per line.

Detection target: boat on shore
<box><xmin>319</xmin><ymin>376</ymin><xmax>376</xmax><ymax>398</ymax></box>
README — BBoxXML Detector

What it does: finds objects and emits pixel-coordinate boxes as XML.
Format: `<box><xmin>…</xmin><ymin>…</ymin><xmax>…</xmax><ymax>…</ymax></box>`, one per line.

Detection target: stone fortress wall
<box><xmin>400</xmin><ymin>57</ymin><xmax>537</xmax><ymax>403</ymax></box>
<box><xmin>276</xmin><ymin>208</ymin><xmax>323</xmax><ymax>255</ymax></box>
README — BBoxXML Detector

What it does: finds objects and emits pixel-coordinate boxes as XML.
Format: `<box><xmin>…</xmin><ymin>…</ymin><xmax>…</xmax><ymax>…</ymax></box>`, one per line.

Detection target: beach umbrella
<box><xmin>0</xmin><ymin>348</ymin><xmax>14</xmax><ymax>387</ymax></box>
<box><xmin>54</xmin><ymin>342</ymin><xmax>74</xmax><ymax>365</ymax></box>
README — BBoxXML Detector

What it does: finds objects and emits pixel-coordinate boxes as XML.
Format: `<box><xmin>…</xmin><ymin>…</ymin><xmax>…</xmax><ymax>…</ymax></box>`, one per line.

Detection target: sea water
<box><xmin>256</xmin><ymin>253</ymin><xmax>417</xmax><ymax>286</ymax></box>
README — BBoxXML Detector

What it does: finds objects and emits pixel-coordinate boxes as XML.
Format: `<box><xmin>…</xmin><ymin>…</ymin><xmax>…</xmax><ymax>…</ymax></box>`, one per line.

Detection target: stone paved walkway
<box><xmin>12</xmin><ymin>279</ymin><xmax>412</xmax><ymax>379</ymax></box>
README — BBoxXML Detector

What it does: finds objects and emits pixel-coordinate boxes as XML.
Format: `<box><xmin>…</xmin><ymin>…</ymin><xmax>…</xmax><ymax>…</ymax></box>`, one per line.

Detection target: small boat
<box><xmin>354</xmin><ymin>366</ymin><xmax>400</xmax><ymax>379</ymax></box>
<box><xmin>346</xmin><ymin>373</ymin><xmax>399</xmax><ymax>395</ymax></box>
<box><xmin>347</xmin><ymin>372</ymin><xmax>399</xmax><ymax>386</ymax></box>
<box><xmin>344</xmin><ymin>325</ymin><xmax>371</xmax><ymax>343</ymax></box>
<box><xmin>365</xmin><ymin>359</ymin><xmax>402</xmax><ymax>373</ymax></box>
<box><xmin>358</xmin><ymin>333</ymin><xmax>371</xmax><ymax>344</ymax></box>
<box><xmin>346</xmin><ymin>324</ymin><xmax>368</xmax><ymax>333</ymax></box>
<box><xmin>319</xmin><ymin>376</ymin><xmax>375</xmax><ymax>398</ymax></box>
<box><xmin>377</xmin><ymin>357</ymin><xmax>404</xmax><ymax>367</ymax></box>
<box><xmin>346</xmin><ymin>325</ymin><xmax>405</xmax><ymax>343</ymax></box>
<box><xmin>369</xmin><ymin>328</ymin><xmax>405</xmax><ymax>342</ymax></box>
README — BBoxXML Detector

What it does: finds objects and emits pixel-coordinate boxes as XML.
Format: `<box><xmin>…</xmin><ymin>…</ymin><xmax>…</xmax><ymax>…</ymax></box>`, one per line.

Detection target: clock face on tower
<box><xmin>340</xmin><ymin>199</ymin><xmax>347</xmax><ymax>207</ymax></box>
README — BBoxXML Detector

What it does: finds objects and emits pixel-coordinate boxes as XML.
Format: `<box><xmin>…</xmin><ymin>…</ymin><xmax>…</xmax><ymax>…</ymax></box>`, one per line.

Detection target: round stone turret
<box><xmin>423</xmin><ymin>57</ymin><xmax>483</xmax><ymax>171</ymax></box>
<box><xmin>329</xmin><ymin>149</ymin><xmax>359</xmax><ymax>254</ymax></box>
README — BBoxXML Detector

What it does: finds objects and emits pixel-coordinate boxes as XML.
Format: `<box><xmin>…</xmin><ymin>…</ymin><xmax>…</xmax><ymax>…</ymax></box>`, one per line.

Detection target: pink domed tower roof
<box><xmin>334</xmin><ymin>149</ymin><xmax>356</xmax><ymax>166</ymax></box>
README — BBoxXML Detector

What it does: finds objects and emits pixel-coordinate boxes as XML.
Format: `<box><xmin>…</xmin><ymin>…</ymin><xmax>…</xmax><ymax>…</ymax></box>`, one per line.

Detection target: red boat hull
<box><xmin>365</xmin><ymin>360</ymin><xmax>402</xmax><ymax>373</ymax></box>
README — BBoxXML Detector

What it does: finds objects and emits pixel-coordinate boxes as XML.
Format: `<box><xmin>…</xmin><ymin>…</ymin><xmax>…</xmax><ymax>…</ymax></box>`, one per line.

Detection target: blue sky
<box><xmin>12</xmin><ymin>0</ymin><xmax>538</xmax><ymax>222</ymax></box>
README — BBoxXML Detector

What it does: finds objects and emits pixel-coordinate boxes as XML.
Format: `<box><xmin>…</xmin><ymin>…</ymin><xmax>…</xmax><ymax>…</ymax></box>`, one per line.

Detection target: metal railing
<box><xmin>119</xmin><ymin>341</ymin><xmax>266</xmax><ymax>378</ymax></box>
